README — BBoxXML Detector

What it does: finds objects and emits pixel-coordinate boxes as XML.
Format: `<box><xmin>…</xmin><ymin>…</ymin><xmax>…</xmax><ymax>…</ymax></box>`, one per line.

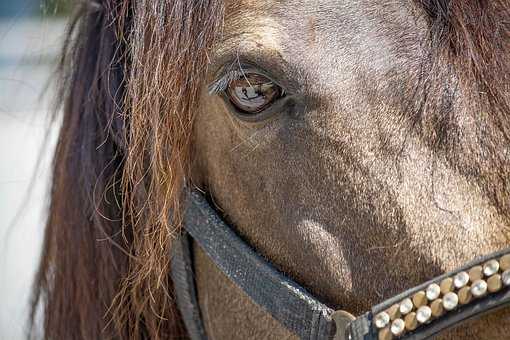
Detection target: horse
<box><xmin>30</xmin><ymin>0</ymin><xmax>510</xmax><ymax>339</ymax></box>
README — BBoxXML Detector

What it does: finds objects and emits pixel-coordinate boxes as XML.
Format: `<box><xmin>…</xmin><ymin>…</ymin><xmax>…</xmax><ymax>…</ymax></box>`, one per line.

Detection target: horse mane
<box><xmin>415</xmin><ymin>0</ymin><xmax>510</xmax><ymax>147</ymax></box>
<box><xmin>414</xmin><ymin>0</ymin><xmax>510</xmax><ymax>219</ymax></box>
<box><xmin>30</xmin><ymin>1</ymin><xmax>223</xmax><ymax>339</ymax></box>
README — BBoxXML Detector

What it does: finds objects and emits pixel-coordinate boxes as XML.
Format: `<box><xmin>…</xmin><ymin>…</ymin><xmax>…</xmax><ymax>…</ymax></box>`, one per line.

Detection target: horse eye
<box><xmin>226</xmin><ymin>73</ymin><xmax>283</xmax><ymax>114</ymax></box>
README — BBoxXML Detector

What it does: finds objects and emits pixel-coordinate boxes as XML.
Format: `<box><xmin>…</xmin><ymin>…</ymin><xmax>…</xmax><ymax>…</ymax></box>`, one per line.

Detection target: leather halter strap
<box><xmin>171</xmin><ymin>191</ymin><xmax>510</xmax><ymax>340</ymax></box>
<box><xmin>171</xmin><ymin>191</ymin><xmax>336</xmax><ymax>340</ymax></box>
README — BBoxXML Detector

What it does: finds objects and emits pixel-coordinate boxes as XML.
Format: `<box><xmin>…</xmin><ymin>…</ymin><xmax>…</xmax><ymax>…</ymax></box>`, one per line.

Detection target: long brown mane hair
<box><xmin>31</xmin><ymin>1</ymin><xmax>223</xmax><ymax>338</ymax></box>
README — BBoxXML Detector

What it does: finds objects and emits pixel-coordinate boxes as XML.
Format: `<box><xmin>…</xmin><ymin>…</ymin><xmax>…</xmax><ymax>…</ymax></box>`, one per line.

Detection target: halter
<box><xmin>171</xmin><ymin>191</ymin><xmax>510</xmax><ymax>340</ymax></box>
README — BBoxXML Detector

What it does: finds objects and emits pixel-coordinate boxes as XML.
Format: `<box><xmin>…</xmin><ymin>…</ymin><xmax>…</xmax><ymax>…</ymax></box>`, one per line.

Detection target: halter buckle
<box><xmin>332</xmin><ymin>310</ymin><xmax>356</xmax><ymax>340</ymax></box>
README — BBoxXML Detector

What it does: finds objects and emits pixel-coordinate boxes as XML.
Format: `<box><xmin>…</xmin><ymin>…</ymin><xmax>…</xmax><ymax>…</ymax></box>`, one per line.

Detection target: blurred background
<box><xmin>0</xmin><ymin>1</ymin><xmax>70</xmax><ymax>338</ymax></box>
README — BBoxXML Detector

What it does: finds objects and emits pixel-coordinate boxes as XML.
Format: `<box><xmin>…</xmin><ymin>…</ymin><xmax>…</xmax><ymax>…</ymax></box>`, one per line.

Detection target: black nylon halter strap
<box><xmin>171</xmin><ymin>190</ymin><xmax>337</xmax><ymax>340</ymax></box>
<box><xmin>171</xmin><ymin>191</ymin><xmax>510</xmax><ymax>340</ymax></box>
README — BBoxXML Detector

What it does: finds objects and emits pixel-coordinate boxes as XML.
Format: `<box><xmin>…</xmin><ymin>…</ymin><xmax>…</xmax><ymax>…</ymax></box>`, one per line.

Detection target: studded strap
<box><xmin>349</xmin><ymin>249</ymin><xmax>510</xmax><ymax>339</ymax></box>
<box><xmin>177</xmin><ymin>190</ymin><xmax>336</xmax><ymax>340</ymax></box>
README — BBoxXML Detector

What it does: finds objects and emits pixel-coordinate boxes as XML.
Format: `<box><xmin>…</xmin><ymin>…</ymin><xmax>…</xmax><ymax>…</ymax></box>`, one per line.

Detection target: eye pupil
<box><xmin>226</xmin><ymin>73</ymin><xmax>282</xmax><ymax>114</ymax></box>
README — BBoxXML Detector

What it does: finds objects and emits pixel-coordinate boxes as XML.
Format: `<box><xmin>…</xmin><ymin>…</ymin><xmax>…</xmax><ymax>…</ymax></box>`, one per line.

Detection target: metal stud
<box><xmin>378</xmin><ymin>327</ymin><xmax>392</xmax><ymax>340</ymax></box>
<box><xmin>500</xmin><ymin>254</ymin><xmax>510</xmax><ymax>271</ymax></box>
<box><xmin>390</xmin><ymin>318</ymin><xmax>405</xmax><ymax>336</ymax></box>
<box><xmin>412</xmin><ymin>291</ymin><xmax>427</xmax><ymax>308</ymax></box>
<box><xmin>443</xmin><ymin>292</ymin><xmax>459</xmax><ymax>311</ymax></box>
<box><xmin>386</xmin><ymin>304</ymin><xmax>401</xmax><ymax>321</ymax></box>
<box><xmin>399</xmin><ymin>298</ymin><xmax>414</xmax><ymax>315</ymax></box>
<box><xmin>374</xmin><ymin>312</ymin><xmax>390</xmax><ymax>329</ymax></box>
<box><xmin>440</xmin><ymin>277</ymin><xmax>454</xmax><ymax>294</ymax></box>
<box><xmin>453</xmin><ymin>271</ymin><xmax>469</xmax><ymax>289</ymax></box>
<box><xmin>487</xmin><ymin>274</ymin><xmax>502</xmax><ymax>293</ymax></box>
<box><xmin>483</xmin><ymin>260</ymin><xmax>500</xmax><ymax>277</ymax></box>
<box><xmin>404</xmin><ymin>312</ymin><xmax>418</xmax><ymax>331</ymax></box>
<box><xmin>471</xmin><ymin>279</ymin><xmax>488</xmax><ymax>298</ymax></box>
<box><xmin>426</xmin><ymin>283</ymin><xmax>440</xmax><ymax>301</ymax></box>
<box><xmin>458</xmin><ymin>286</ymin><xmax>472</xmax><ymax>304</ymax></box>
<box><xmin>501</xmin><ymin>269</ymin><xmax>510</xmax><ymax>286</ymax></box>
<box><xmin>430</xmin><ymin>299</ymin><xmax>444</xmax><ymax>317</ymax></box>
<box><xmin>416</xmin><ymin>306</ymin><xmax>432</xmax><ymax>324</ymax></box>
<box><xmin>468</xmin><ymin>266</ymin><xmax>483</xmax><ymax>282</ymax></box>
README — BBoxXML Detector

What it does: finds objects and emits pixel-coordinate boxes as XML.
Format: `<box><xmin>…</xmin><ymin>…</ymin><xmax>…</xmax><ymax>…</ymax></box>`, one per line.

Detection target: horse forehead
<box><xmin>225</xmin><ymin>0</ymin><xmax>418</xmax><ymax>34</ymax></box>
<box><xmin>221</xmin><ymin>0</ymin><xmax>423</xmax><ymax>94</ymax></box>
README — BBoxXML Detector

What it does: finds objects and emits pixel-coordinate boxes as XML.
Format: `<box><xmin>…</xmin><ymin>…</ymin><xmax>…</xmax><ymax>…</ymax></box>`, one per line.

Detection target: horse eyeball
<box><xmin>226</xmin><ymin>73</ymin><xmax>283</xmax><ymax>114</ymax></box>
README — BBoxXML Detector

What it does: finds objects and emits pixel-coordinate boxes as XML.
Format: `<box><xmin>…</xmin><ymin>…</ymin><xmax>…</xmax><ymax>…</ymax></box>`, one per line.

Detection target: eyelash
<box><xmin>208</xmin><ymin>68</ymin><xmax>245</xmax><ymax>95</ymax></box>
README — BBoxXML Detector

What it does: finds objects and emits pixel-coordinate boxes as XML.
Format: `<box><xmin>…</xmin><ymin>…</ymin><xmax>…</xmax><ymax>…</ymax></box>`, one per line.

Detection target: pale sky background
<box><xmin>0</xmin><ymin>16</ymin><xmax>65</xmax><ymax>339</ymax></box>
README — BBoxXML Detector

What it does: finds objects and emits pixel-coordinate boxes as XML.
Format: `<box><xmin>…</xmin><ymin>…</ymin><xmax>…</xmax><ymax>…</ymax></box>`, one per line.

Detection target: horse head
<box><xmin>32</xmin><ymin>1</ymin><xmax>510</xmax><ymax>339</ymax></box>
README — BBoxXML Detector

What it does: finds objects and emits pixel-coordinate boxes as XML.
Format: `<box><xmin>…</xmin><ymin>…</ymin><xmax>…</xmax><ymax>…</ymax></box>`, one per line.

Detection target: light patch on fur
<box><xmin>395</xmin><ymin>140</ymin><xmax>508</xmax><ymax>266</ymax></box>
<box><xmin>295</xmin><ymin>219</ymin><xmax>354</xmax><ymax>293</ymax></box>
<box><xmin>212</xmin><ymin>12</ymin><xmax>285</xmax><ymax>66</ymax></box>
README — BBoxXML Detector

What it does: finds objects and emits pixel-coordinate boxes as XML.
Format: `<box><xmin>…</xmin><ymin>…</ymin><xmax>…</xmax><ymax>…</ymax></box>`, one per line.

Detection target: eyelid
<box><xmin>208</xmin><ymin>62</ymin><xmax>284</xmax><ymax>95</ymax></box>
